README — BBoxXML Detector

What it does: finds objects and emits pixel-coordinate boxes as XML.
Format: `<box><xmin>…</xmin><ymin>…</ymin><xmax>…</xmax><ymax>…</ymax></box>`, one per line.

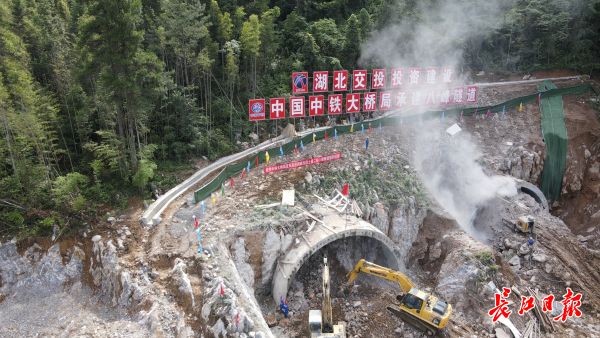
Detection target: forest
<box><xmin>1</xmin><ymin>0</ymin><xmax>599</xmax><ymax>238</ymax></box>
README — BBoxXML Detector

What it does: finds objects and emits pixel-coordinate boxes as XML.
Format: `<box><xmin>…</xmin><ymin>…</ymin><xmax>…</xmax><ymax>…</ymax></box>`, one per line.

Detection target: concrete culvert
<box><xmin>271</xmin><ymin>222</ymin><xmax>400</xmax><ymax>306</ymax></box>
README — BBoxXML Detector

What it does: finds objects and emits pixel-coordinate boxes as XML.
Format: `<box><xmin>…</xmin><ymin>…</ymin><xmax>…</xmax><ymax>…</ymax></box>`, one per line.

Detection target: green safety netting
<box><xmin>538</xmin><ymin>81</ymin><xmax>568</xmax><ymax>202</ymax></box>
<box><xmin>194</xmin><ymin>83</ymin><xmax>594</xmax><ymax>203</ymax></box>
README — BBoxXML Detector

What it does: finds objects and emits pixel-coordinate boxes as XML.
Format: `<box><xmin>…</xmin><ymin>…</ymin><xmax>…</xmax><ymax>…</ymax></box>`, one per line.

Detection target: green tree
<box><xmin>79</xmin><ymin>0</ymin><xmax>162</xmax><ymax>176</ymax></box>
<box><xmin>240</xmin><ymin>14</ymin><xmax>261</xmax><ymax>97</ymax></box>
<box><xmin>343</xmin><ymin>13</ymin><xmax>361</xmax><ymax>67</ymax></box>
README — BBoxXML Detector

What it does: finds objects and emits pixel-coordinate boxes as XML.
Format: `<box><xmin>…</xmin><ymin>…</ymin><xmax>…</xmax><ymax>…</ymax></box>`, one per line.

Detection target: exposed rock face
<box><xmin>501</xmin><ymin>147</ymin><xmax>543</xmax><ymax>183</ymax></box>
<box><xmin>0</xmin><ymin>242</ymin><xmax>83</xmax><ymax>295</ymax></box>
<box><xmin>0</xmin><ymin>240</ymin><xmax>154</xmax><ymax>337</ymax></box>
<box><xmin>435</xmin><ymin>232</ymin><xmax>490</xmax><ymax>312</ymax></box>
<box><xmin>371</xmin><ymin>202</ymin><xmax>389</xmax><ymax>235</ymax></box>
<box><xmin>261</xmin><ymin>229</ymin><xmax>293</xmax><ymax>287</ymax></box>
<box><xmin>369</xmin><ymin>198</ymin><xmax>427</xmax><ymax>266</ymax></box>
<box><xmin>201</xmin><ymin>277</ymin><xmax>256</xmax><ymax>336</ymax></box>
<box><xmin>90</xmin><ymin>237</ymin><xmax>131</xmax><ymax>307</ymax></box>
<box><xmin>170</xmin><ymin>258</ymin><xmax>195</xmax><ymax>309</ymax></box>
<box><xmin>232</xmin><ymin>237</ymin><xmax>255</xmax><ymax>290</ymax></box>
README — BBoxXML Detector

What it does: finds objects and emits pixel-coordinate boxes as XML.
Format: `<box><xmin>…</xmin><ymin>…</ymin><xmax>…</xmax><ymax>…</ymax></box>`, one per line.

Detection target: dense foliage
<box><xmin>0</xmin><ymin>0</ymin><xmax>599</xmax><ymax>237</ymax></box>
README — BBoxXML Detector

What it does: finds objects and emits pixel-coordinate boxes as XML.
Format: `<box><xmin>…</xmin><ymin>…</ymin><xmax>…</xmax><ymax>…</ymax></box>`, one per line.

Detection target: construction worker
<box><xmin>279</xmin><ymin>297</ymin><xmax>289</xmax><ymax>318</ymax></box>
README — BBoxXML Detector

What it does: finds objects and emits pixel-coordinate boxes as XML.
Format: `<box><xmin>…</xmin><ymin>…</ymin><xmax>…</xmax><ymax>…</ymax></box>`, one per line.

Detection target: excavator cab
<box><xmin>347</xmin><ymin>259</ymin><xmax>452</xmax><ymax>335</ymax></box>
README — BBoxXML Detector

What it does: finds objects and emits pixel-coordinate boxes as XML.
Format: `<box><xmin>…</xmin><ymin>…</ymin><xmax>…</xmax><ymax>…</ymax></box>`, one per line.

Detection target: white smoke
<box><xmin>411</xmin><ymin>122</ymin><xmax>516</xmax><ymax>239</ymax></box>
<box><xmin>359</xmin><ymin>0</ymin><xmax>517</xmax><ymax>238</ymax></box>
<box><xmin>360</xmin><ymin>0</ymin><xmax>513</xmax><ymax>72</ymax></box>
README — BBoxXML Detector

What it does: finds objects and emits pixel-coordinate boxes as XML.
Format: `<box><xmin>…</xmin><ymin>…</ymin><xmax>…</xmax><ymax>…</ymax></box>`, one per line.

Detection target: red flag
<box><xmin>342</xmin><ymin>183</ymin><xmax>349</xmax><ymax>196</ymax></box>
<box><xmin>194</xmin><ymin>216</ymin><xmax>199</xmax><ymax>229</ymax></box>
<box><xmin>220</xmin><ymin>283</ymin><xmax>225</xmax><ymax>297</ymax></box>
<box><xmin>324</xmin><ymin>131</ymin><xmax>328</xmax><ymax>140</ymax></box>
<box><xmin>230</xmin><ymin>178</ymin><xmax>234</xmax><ymax>189</ymax></box>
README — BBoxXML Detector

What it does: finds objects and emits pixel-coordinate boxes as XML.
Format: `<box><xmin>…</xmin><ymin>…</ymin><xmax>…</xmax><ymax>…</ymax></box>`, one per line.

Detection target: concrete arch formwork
<box><xmin>515</xmin><ymin>179</ymin><xmax>549</xmax><ymax>210</ymax></box>
<box><xmin>271</xmin><ymin>216</ymin><xmax>400</xmax><ymax>305</ymax></box>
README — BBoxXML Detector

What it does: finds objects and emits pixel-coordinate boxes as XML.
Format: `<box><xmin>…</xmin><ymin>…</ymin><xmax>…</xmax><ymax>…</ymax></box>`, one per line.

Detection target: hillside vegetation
<box><xmin>1</xmin><ymin>0</ymin><xmax>599</xmax><ymax>237</ymax></box>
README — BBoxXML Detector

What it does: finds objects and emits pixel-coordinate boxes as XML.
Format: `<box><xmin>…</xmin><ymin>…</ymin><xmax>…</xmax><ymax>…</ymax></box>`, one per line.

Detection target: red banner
<box><xmin>263</xmin><ymin>153</ymin><xmax>342</xmax><ymax>174</ymax></box>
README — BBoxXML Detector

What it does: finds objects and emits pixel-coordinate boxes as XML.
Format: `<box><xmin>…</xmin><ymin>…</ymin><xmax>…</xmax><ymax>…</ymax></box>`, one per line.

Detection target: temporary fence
<box><xmin>193</xmin><ymin>83</ymin><xmax>595</xmax><ymax>203</ymax></box>
<box><xmin>538</xmin><ymin>81</ymin><xmax>568</xmax><ymax>201</ymax></box>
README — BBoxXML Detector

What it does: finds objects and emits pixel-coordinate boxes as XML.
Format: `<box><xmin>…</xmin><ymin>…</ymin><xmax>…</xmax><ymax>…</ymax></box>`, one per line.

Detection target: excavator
<box><xmin>308</xmin><ymin>257</ymin><xmax>346</xmax><ymax>337</ymax></box>
<box><xmin>347</xmin><ymin>259</ymin><xmax>452</xmax><ymax>335</ymax></box>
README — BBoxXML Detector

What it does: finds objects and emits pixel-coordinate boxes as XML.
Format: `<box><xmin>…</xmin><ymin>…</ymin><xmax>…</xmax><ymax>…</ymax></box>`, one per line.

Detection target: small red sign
<box><xmin>313</xmin><ymin>71</ymin><xmax>329</xmax><ymax>92</ymax></box>
<box><xmin>270</xmin><ymin>97</ymin><xmax>286</xmax><ymax>120</ymax></box>
<box><xmin>248</xmin><ymin>99</ymin><xmax>266</xmax><ymax>121</ymax></box>
<box><xmin>309</xmin><ymin>95</ymin><xmax>325</xmax><ymax>116</ymax></box>
<box><xmin>328</xmin><ymin>94</ymin><xmax>343</xmax><ymax>114</ymax></box>
<box><xmin>333</xmin><ymin>70</ymin><xmax>348</xmax><ymax>91</ymax></box>
<box><xmin>292</xmin><ymin>72</ymin><xmax>309</xmax><ymax>94</ymax></box>
<box><xmin>346</xmin><ymin>93</ymin><xmax>361</xmax><ymax>113</ymax></box>
<box><xmin>352</xmin><ymin>70</ymin><xmax>368</xmax><ymax>91</ymax></box>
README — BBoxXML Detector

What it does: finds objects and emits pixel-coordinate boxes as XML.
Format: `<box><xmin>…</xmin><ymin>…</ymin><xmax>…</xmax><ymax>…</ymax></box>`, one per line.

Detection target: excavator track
<box><xmin>386</xmin><ymin>304</ymin><xmax>438</xmax><ymax>336</ymax></box>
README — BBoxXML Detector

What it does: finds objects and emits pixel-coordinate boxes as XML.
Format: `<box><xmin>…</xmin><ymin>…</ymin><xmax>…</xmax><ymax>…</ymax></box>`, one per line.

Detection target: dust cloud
<box><xmin>359</xmin><ymin>0</ymin><xmax>517</xmax><ymax>238</ymax></box>
<box><xmin>411</xmin><ymin>121</ymin><xmax>516</xmax><ymax>240</ymax></box>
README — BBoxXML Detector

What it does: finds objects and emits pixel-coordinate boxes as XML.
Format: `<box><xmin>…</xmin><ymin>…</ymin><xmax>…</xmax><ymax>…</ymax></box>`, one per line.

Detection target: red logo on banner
<box><xmin>346</xmin><ymin>93</ymin><xmax>361</xmax><ymax>113</ymax></box>
<box><xmin>248</xmin><ymin>99</ymin><xmax>266</xmax><ymax>121</ymax></box>
<box><xmin>313</xmin><ymin>71</ymin><xmax>329</xmax><ymax>92</ymax></box>
<box><xmin>309</xmin><ymin>95</ymin><xmax>325</xmax><ymax>116</ymax></box>
<box><xmin>391</xmin><ymin>68</ymin><xmax>403</xmax><ymax>88</ymax></box>
<box><xmin>270</xmin><ymin>98</ymin><xmax>286</xmax><ymax>119</ymax></box>
<box><xmin>333</xmin><ymin>70</ymin><xmax>348</xmax><ymax>91</ymax></box>
<box><xmin>289</xmin><ymin>96</ymin><xmax>305</xmax><ymax>117</ymax></box>
<box><xmin>393</xmin><ymin>91</ymin><xmax>407</xmax><ymax>108</ymax></box>
<box><xmin>371</xmin><ymin>69</ymin><xmax>386</xmax><ymax>89</ymax></box>
<box><xmin>466</xmin><ymin>86</ymin><xmax>478</xmax><ymax>103</ymax></box>
<box><xmin>328</xmin><ymin>94</ymin><xmax>343</xmax><ymax>114</ymax></box>
<box><xmin>292</xmin><ymin>72</ymin><xmax>308</xmax><ymax>94</ymax></box>
<box><xmin>379</xmin><ymin>92</ymin><xmax>392</xmax><ymax>111</ymax></box>
<box><xmin>264</xmin><ymin>153</ymin><xmax>342</xmax><ymax>174</ymax></box>
<box><xmin>408</xmin><ymin>68</ymin><xmax>421</xmax><ymax>85</ymax></box>
<box><xmin>363</xmin><ymin>92</ymin><xmax>377</xmax><ymax>111</ymax></box>
<box><xmin>352</xmin><ymin>70</ymin><xmax>367</xmax><ymax>91</ymax></box>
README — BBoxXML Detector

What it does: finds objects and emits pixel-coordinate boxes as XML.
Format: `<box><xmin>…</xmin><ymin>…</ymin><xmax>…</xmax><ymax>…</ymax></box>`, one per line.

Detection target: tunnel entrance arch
<box><xmin>271</xmin><ymin>216</ymin><xmax>400</xmax><ymax>304</ymax></box>
<box><xmin>516</xmin><ymin>179</ymin><xmax>549</xmax><ymax>209</ymax></box>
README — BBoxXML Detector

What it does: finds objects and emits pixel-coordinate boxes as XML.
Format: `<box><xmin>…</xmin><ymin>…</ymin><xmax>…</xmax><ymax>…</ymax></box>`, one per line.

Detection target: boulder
<box><xmin>518</xmin><ymin>243</ymin><xmax>532</xmax><ymax>256</ymax></box>
<box><xmin>508</xmin><ymin>255</ymin><xmax>521</xmax><ymax>268</ymax></box>
<box><xmin>304</xmin><ymin>172</ymin><xmax>313</xmax><ymax>184</ymax></box>
<box><xmin>532</xmin><ymin>252</ymin><xmax>548</xmax><ymax>263</ymax></box>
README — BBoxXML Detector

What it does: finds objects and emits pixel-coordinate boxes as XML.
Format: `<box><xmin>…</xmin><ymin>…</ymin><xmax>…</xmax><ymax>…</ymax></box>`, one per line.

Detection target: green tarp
<box><xmin>193</xmin><ymin>83</ymin><xmax>594</xmax><ymax>203</ymax></box>
<box><xmin>538</xmin><ymin>81</ymin><xmax>568</xmax><ymax>202</ymax></box>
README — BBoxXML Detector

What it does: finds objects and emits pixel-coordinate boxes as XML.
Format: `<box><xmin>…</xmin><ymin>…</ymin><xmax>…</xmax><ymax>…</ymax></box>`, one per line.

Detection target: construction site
<box><xmin>1</xmin><ymin>70</ymin><xmax>600</xmax><ymax>338</ymax></box>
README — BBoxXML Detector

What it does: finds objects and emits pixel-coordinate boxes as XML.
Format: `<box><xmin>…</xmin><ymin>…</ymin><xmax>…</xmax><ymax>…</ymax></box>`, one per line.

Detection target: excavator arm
<box><xmin>347</xmin><ymin>259</ymin><xmax>414</xmax><ymax>293</ymax></box>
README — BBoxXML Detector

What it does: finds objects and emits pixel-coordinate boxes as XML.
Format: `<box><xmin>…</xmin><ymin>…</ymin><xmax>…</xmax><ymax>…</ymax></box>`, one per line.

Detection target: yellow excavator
<box><xmin>309</xmin><ymin>257</ymin><xmax>346</xmax><ymax>337</ymax></box>
<box><xmin>347</xmin><ymin>259</ymin><xmax>452</xmax><ymax>335</ymax></box>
